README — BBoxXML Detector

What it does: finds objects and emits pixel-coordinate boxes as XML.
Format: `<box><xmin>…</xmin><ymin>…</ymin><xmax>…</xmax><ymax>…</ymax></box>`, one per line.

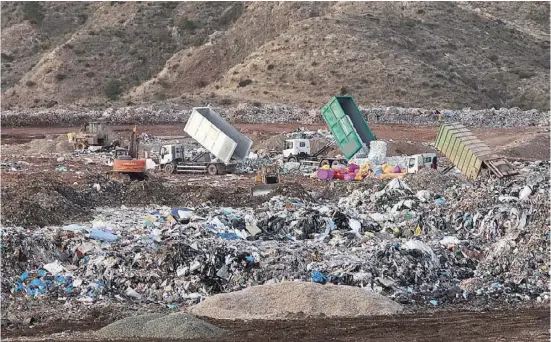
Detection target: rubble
<box><xmin>2</xmin><ymin>103</ymin><xmax>547</xmax><ymax>128</ymax></box>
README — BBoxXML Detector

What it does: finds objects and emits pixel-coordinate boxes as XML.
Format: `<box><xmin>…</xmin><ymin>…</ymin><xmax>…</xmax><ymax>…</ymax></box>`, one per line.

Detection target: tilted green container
<box><xmin>320</xmin><ymin>96</ymin><xmax>377</xmax><ymax>159</ymax></box>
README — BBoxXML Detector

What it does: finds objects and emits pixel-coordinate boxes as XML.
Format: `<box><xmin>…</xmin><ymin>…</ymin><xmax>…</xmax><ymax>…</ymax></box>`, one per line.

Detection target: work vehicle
<box><xmin>406</xmin><ymin>153</ymin><xmax>438</xmax><ymax>173</ymax></box>
<box><xmin>70</xmin><ymin>121</ymin><xmax>120</xmax><ymax>150</ymax></box>
<box><xmin>159</xmin><ymin>144</ymin><xmax>235</xmax><ymax>175</ymax></box>
<box><xmin>251</xmin><ymin>164</ymin><xmax>280</xmax><ymax>196</ymax></box>
<box><xmin>108</xmin><ymin>127</ymin><xmax>148</xmax><ymax>182</ymax></box>
<box><xmin>435</xmin><ymin>123</ymin><xmax>516</xmax><ymax>179</ymax></box>
<box><xmin>159</xmin><ymin>107</ymin><xmax>252</xmax><ymax>175</ymax></box>
<box><xmin>283</xmin><ymin>139</ymin><xmax>347</xmax><ymax>167</ymax></box>
<box><xmin>320</xmin><ymin>96</ymin><xmax>377</xmax><ymax>159</ymax></box>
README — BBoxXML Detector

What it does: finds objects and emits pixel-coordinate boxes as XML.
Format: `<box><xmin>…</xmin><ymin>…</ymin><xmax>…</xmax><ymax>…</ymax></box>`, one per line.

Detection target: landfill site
<box><xmin>1</xmin><ymin>99</ymin><xmax>550</xmax><ymax>342</ymax></box>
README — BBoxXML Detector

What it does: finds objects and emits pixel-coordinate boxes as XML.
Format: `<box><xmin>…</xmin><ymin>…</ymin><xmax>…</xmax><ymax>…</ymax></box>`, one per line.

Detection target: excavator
<box><xmin>108</xmin><ymin>126</ymin><xmax>148</xmax><ymax>182</ymax></box>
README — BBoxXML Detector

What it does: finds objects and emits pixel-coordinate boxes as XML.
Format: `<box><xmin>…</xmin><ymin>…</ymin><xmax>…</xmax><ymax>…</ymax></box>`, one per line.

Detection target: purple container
<box><xmin>393</xmin><ymin>165</ymin><xmax>401</xmax><ymax>173</ymax></box>
<box><xmin>317</xmin><ymin>168</ymin><xmax>334</xmax><ymax>180</ymax></box>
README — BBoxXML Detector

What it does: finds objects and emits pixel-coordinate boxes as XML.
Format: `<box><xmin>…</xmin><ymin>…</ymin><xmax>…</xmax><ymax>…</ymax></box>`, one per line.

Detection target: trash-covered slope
<box><xmin>1</xmin><ymin>161</ymin><xmax>548</xmax><ymax>312</ymax></box>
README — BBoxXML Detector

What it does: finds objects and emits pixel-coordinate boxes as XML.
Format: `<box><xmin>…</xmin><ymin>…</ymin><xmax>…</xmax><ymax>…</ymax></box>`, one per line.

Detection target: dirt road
<box><xmin>2</xmin><ymin>123</ymin><xmax>548</xmax><ymax>160</ymax></box>
<box><xmin>4</xmin><ymin>308</ymin><xmax>549</xmax><ymax>342</ymax></box>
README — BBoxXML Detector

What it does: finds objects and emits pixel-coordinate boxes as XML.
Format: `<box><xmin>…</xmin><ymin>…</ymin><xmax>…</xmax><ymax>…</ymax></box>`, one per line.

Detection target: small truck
<box><xmin>282</xmin><ymin>138</ymin><xmax>347</xmax><ymax>167</ymax></box>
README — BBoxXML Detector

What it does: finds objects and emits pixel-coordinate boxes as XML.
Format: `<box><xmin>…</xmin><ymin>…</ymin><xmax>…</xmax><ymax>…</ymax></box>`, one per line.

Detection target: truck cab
<box><xmin>283</xmin><ymin>139</ymin><xmax>311</xmax><ymax>160</ymax></box>
<box><xmin>407</xmin><ymin>153</ymin><xmax>437</xmax><ymax>173</ymax></box>
<box><xmin>160</xmin><ymin>145</ymin><xmax>185</xmax><ymax>165</ymax></box>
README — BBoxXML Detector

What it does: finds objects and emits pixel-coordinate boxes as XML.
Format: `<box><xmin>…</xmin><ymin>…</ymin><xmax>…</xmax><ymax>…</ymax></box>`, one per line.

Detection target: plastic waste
<box><xmin>416</xmin><ymin>190</ymin><xmax>431</xmax><ymax>202</ymax></box>
<box><xmin>435</xmin><ymin>198</ymin><xmax>446</xmax><ymax>205</ymax></box>
<box><xmin>43</xmin><ymin>261</ymin><xmax>65</xmax><ymax>276</ymax></box>
<box><xmin>440</xmin><ymin>236</ymin><xmax>461</xmax><ymax>246</ymax></box>
<box><xmin>126</xmin><ymin>287</ymin><xmax>142</xmax><ymax>300</ymax></box>
<box><xmin>90</xmin><ymin>230</ymin><xmax>119</xmax><ymax>242</ymax></box>
<box><xmin>385</xmin><ymin>178</ymin><xmax>411</xmax><ymax>192</ymax></box>
<box><xmin>519</xmin><ymin>185</ymin><xmax>532</xmax><ymax>200</ymax></box>
<box><xmin>311</xmin><ymin>271</ymin><xmax>327</xmax><ymax>284</ymax></box>
<box><xmin>216</xmin><ymin>232</ymin><xmax>240</xmax><ymax>240</ymax></box>
<box><xmin>401</xmin><ymin>240</ymin><xmax>438</xmax><ymax>264</ymax></box>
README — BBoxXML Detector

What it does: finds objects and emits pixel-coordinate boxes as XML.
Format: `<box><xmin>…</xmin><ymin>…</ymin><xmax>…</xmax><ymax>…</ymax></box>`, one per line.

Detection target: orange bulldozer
<box><xmin>108</xmin><ymin>126</ymin><xmax>149</xmax><ymax>182</ymax></box>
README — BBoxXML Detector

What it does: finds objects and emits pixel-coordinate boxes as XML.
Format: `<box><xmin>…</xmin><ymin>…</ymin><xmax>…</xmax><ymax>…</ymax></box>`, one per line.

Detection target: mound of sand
<box><xmin>96</xmin><ymin>313</ymin><xmax>224</xmax><ymax>340</ymax></box>
<box><xmin>189</xmin><ymin>281</ymin><xmax>403</xmax><ymax>320</ymax></box>
<box><xmin>26</xmin><ymin>135</ymin><xmax>72</xmax><ymax>155</ymax></box>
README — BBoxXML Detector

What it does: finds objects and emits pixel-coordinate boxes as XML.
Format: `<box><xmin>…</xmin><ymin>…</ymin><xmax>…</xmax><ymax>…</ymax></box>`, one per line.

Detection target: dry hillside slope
<box><xmin>1</xmin><ymin>1</ymin><xmax>549</xmax><ymax>111</ymax></box>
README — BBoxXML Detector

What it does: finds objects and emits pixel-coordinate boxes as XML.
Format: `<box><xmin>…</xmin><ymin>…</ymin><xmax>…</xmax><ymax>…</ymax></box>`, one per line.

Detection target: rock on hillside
<box><xmin>1</xmin><ymin>1</ymin><xmax>549</xmax><ymax>111</ymax></box>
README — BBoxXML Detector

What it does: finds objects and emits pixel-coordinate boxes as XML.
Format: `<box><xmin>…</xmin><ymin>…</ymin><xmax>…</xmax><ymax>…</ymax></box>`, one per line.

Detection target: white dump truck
<box><xmin>159</xmin><ymin>107</ymin><xmax>253</xmax><ymax>175</ymax></box>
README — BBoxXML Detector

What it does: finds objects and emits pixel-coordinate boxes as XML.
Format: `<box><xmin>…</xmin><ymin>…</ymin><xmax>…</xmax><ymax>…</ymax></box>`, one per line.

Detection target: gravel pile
<box><xmin>2</xmin><ymin>103</ymin><xmax>547</xmax><ymax>128</ymax></box>
<box><xmin>189</xmin><ymin>281</ymin><xmax>403</xmax><ymax>320</ymax></box>
<box><xmin>96</xmin><ymin>313</ymin><xmax>224</xmax><ymax>340</ymax></box>
<box><xmin>95</xmin><ymin>313</ymin><xmax>165</xmax><ymax>339</ymax></box>
<box><xmin>142</xmin><ymin>313</ymin><xmax>224</xmax><ymax>339</ymax></box>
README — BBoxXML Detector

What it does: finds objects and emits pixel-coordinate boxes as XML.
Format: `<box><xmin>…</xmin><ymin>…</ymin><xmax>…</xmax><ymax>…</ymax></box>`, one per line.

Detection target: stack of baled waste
<box><xmin>366</xmin><ymin>141</ymin><xmax>388</xmax><ymax>165</ymax></box>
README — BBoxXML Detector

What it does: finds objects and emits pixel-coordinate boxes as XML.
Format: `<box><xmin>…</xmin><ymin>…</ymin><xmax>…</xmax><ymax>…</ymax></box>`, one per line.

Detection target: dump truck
<box><xmin>70</xmin><ymin>121</ymin><xmax>120</xmax><ymax>150</ymax></box>
<box><xmin>320</xmin><ymin>96</ymin><xmax>377</xmax><ymax>159</ymax></box>
<box><xmin>159</xmin><ymin>107</ymin><xmax>253</xmax><ymax>175</ymax></box>
<box><xmin>282</xmin><ymin>139</ymin><xmax>347</xmax><ymax>167</ymax></box>
<box><xmin>434</xmin><ymin>123</ymin><xmax>517</xmax><ymax>179</ymax></box>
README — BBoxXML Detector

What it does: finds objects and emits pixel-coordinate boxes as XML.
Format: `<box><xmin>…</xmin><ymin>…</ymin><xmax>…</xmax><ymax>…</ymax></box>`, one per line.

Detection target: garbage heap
<box><xmin>1</xmin><ymin>162</ymin><xmax>549</xmax><ymax>308</ymax></box>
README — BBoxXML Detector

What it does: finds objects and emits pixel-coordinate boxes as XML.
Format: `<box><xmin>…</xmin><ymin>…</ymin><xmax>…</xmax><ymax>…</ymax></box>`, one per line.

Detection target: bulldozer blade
<box><xmin>251</xmin><ymin>184</ymin><xmax>279</xmax><ymax>197</ymax></box>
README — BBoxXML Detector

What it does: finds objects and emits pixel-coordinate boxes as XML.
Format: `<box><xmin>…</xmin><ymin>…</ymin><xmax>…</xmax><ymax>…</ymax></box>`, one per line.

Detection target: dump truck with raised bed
<box><xmin>320</xmin><ymin>96</ymin><xmax>377</xmax><ymax>160</ymax></box>
<box><xmin>159</xmin><ymin>107</ymin><xmax>253</xmax><ymax>175</ymax></box>
<box><xmin>434</xmin><ymin>123</ymin><xmax>517</xmax><ymax>179</ymax></box>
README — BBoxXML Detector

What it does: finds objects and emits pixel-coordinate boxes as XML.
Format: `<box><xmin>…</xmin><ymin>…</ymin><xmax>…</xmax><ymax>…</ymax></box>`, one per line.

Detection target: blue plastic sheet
<box><xmin>90</xmin><ymin>230</ymin><xmax>119</xmax><ymax>242</ymax></box>
<box><xmin>216</xmin><ymin>232</ymin><xmax>240</xmax><ymax>240</ymax></box>
<box><xmin>311</xmin><ymin>271</ymin><xmax>327</xmax><ymax>284</ymax></box>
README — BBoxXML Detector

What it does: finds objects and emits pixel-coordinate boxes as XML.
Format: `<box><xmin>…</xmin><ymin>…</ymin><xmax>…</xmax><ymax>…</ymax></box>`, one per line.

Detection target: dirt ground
<box><xmin>3</xmin><ymin>308</ymin><xmax>549</xmax><ymax>342</ymax></box>
<box><xmin>2</xmin><ymin>123</ymin><xmax>549</xmax><ymax>160</ymax></box>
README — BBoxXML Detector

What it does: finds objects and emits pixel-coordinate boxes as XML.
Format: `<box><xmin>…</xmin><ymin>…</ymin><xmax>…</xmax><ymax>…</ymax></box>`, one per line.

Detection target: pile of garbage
<box><xmin>3</xmin><ymin>103</ymin><xmax>547</xmax><ymax>128</ymax></box>
<box><xmin>2</xmin><ymin>161</ymin><xmax>548</xmax><ymax>309</ymax></box>
<box><xmin>0</xmin><ymin>161</ymin><xmax>29</xmax><ymax>171</ymax></box>
<box><xmin>362</xmin><ymin>106</ymin><xmax>549</xmax><ymax>128</ymax></box>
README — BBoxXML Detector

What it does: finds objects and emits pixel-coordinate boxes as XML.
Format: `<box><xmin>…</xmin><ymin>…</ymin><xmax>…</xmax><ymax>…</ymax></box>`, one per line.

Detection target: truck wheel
<box><xmin>164</xmin><ymin>163</ymin><xmax>175</xmax><ymax>174</ymax></box>
<box><xmin>207</xmin><ymin>164</ymin><xmax>218</xmax><ymax>175</ymax></box>
<box><xmin>320</xmin><ymin>159</ymin><xmax>330</xmax><ymax>167</ymax></box>
<box><xmin>75</xmin><ymin>142</ymin><xmax>86</xmax><ymax>150</ymax></box>
<box><xmin>287</xmin><ymin>156</ymin><xmax>298</xmax><ymax>163</ymax></box>
<box><xmin>331</xmin><ymin>160</ymin><xmax>340</xmax><ymax>167</ymax></box>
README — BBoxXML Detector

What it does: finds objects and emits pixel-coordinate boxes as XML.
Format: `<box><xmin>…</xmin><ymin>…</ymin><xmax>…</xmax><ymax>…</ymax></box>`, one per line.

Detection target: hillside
<box><xmin>1</xmin><ymin>1</ymin><xmax>549</xmax><ymax>111</ymax></box>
